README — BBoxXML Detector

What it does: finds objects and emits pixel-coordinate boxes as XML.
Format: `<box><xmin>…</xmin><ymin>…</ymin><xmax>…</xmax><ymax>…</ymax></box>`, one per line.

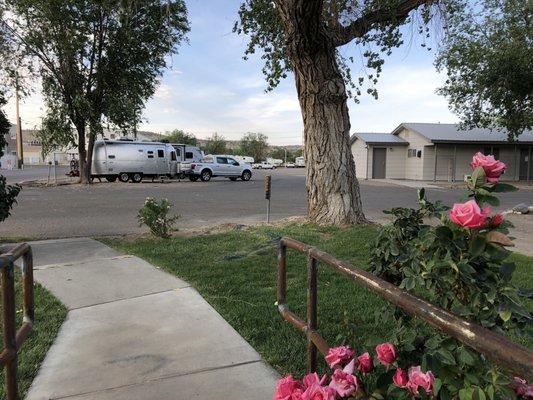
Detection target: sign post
<box><xmin>265</xmin><ymin>175</ymin><xmax>271</xmax><ymax>223</ymax></box>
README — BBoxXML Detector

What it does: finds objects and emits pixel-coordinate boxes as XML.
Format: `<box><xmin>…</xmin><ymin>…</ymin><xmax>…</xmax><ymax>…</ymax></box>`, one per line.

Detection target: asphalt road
<box><xmin>2</xmin><ymin>165</ymin><xmax>71</xmax><ymax>184</ymax></box>
<box><xmin>0</xmin><ymin>167</ymin><xmax>531</xmax><ymax>239</ymax></box>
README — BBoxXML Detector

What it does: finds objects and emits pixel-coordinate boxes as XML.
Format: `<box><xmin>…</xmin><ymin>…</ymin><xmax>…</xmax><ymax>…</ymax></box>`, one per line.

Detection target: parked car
<box><xmin>285</xmin><ymin>162</ymin><xmax>295</xmax><ymax>168</ymax></box>
<box><xmin>187</xmin><ymin>155</ymin><xmax>252</xmax><ymax>182</ymax></box>
<box><xmin>252</xmin><ymin>161</ymin><xmax>276</xmax><ymax>170</ymax></box>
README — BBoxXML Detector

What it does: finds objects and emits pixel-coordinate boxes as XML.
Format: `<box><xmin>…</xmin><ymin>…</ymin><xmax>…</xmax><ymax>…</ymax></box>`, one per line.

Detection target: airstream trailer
<box><xmin>91</xmin><ymin>140</ymin><xmax>179</xmax><ymax>183</ymax></box>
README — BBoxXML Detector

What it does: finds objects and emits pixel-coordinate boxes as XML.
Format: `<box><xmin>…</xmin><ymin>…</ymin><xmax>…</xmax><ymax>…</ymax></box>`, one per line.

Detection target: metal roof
<box><xmin>393</xmin><ymin>123</ymin><xmax>533</xmax><ymax>144</ymax></box>
<box><xmin>351</xmin><ymin>132</ymin><xmax>408</xmax><ymax>145</ymax></box>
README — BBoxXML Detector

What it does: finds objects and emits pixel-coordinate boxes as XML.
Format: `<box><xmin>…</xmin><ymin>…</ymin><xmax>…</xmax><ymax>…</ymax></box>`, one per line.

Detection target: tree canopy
<box><xmin>239</xmin><ymin>132</ymin><xmax>269</xmax><ymax>162</ymax></box>
<box><xmin>203</xmin><ymin>132</ymin><xmax>227</xmax><ymax>155</ymax></box>
<box><xmin>436</xmin><ymin>0</ymin><xmax>533</xmax><ymax>140</ymax></box>
<box><xmin>0</xmin><ymin>0</ymin><xmax>190</xmax><ymax>182</ymax></box>
<box><xmin>165</xmin><ymin>129</ymin><xmax>198</xmax><ymax>145</ymax></box>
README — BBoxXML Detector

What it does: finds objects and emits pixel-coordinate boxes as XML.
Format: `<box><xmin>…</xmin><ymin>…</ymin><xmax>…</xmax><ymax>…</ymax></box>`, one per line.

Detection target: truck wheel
<box><xmin>229</xmin><ymin>177</ymin><xmax>238</xmax><ymax>181</ymax></box>
<box><xmin>131</xmin><ymin>173</ymin><xmax>143</xmax><ymax>183</ymax></box>
<box><xmin>200</xmin><ymin>170</ymin><xmax>212</xmax><ymax>182</ymax></box>
<box><xmin>189</xmin><ymin>175</ymin><xmax>199</xmax><ymax>182</ymax></box>
<box><xmin>105</xmin><ymin>176</ymin><xmax>117</xmax><ymax>183</ymax></box>
<box><xmin>118</xmin><ymin>172</ymin><xmax>130</xmax><ymax>183</ymax></box>
<box><xmin>241</xmin><ymin>170</ymin><xmax>252</xmax><ymax>181</ymax></box>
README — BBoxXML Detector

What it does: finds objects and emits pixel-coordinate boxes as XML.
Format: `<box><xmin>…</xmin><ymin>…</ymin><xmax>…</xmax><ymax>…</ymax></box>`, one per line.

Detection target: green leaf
<box><xmin>480</xmin><ymin>194</ymin><xmax>500</xmax><ymax>206</ymax></box>
<box><xmin>500</xmin><ymin>262</ymin><xmax>516</xmax><ymax>281</ymax></box>
<box><xmin>489</xmin><ymin>183</ymin><xmax>517</xmax><ymax>193</ymax></box>
<box><xmin>437</xmin><ymin>349</ymin><xmax>456</xmax><ymax>365</ymax></box>
<box><xmin>473</xmin><ymin>387</ymin><xmax>486</xmax><ymax>400</ymax></box>
<box><xmin>459</xmin><ymin>388</ymin><xmax>474</xmax><ymax>400</ymax></box>
<box><xmin>469</xmin><ymin>235</ymin><xmax>486</xmax><ymax>258</ymax></box>
<box><xmin>458</xmin><ymin>347</ymin><xmax>476</xmax><ymax>366</ymax></box>
<box><xmin>498</xmin><ymin>310</ymin><xmax>511</xmax><ymax>322</ymax></box>
<box><xmin>471</xmin><ymin>167</ymin><xmax>486</xmax><ymax>187</ymax></box>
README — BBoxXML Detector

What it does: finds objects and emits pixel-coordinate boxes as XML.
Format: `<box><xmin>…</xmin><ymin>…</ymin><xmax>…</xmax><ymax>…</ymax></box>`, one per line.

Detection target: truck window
<box><xmin>171</xmin><ymin>151</ymin><xmax>176</xmax><ymax>161</ymax></box>
<box><xmin>216</xmin><ymin>157</ymin><xmax>227</xmax><ymax>164</ymax></box>
<box><xmin>158</xmin><ymin>149</ymin><xmax>165</xmax><ymax>158</ymax></box>
<box><xmin>185</xmin><ymin>151</ymin><xmax>193</xmax><ymax>159</ymax></box>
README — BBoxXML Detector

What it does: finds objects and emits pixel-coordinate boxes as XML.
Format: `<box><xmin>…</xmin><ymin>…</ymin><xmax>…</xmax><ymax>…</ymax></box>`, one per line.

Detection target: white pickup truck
<box><xmin>186</xmin><ymin>155</ymin><xmax>253</xmax><ymax>182</ymax></box>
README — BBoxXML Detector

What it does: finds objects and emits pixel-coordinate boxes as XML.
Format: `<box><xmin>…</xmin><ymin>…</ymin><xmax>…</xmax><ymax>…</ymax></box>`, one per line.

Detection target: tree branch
<box><xmin>330</xmin><ymin>0</ymin><xmax>432</xmax><ymax>47</ymax></box>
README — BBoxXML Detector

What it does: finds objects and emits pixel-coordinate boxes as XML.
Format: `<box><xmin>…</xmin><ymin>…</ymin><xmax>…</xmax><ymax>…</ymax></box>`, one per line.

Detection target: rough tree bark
<box><xmin>276</xmin><ymin>0</ymin><xmax>368</xmax><ymax>224</ymax></box>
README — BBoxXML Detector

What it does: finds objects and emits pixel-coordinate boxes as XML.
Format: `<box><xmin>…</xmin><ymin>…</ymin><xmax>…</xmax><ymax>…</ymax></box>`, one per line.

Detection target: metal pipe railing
<box><xmin>276</xmin><ymin>237</ymin><xmax>533</xmax><ymax>381</ymax></box>
<box><xmin>0</xmin><ymin>243</ymin><xmax>35</xmax><ymax>400</ymax></box>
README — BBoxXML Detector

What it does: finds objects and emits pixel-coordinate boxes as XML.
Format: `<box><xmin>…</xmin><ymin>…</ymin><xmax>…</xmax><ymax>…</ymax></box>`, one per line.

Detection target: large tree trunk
<box><xmin>75</xmin><ymin>122</ymin><xmax>89</xmax><ymax>184</ymax></box>
<box><xmin>277</xmin><ymin>0</ymin><xmax>367</xmax><ymax>224</ymax></box>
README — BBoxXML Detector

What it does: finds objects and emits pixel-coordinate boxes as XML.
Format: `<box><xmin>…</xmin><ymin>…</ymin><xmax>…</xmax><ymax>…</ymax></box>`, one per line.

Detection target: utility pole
<box><xmin>15</xmin><ymin>75</ymin><xmax>24</xmax><ymax>169</ymax></box>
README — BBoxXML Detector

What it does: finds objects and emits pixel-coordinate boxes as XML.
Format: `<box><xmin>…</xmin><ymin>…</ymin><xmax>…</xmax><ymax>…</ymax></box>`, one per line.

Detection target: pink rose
<box><xmin>471</xmin><ymin>152</ymin><xmax>506</xmax><ymax>183</ymax></box>
<box><xmin>302</xmin><ymin>384</ymin><xmax>337</xmax><ymax>400</ymax></box>
<box><xmin>375</xmin><ymin>342</ymin><xmax>397</xmax><ymax>365</ymax></box>
<box><xmin>302</xmin><ymin>373</ymin><xmax>328</xmax><ymax>388</ymax></box>
<box><xmin>406</xmin><ymin>366</ymin><xmax>435</xmax><ymax>396</ymax></box>
<box><xmin>393</xmin><ymin>368</ymin><xmax>409</xmax><ymax>388</ymax></box>
<box><xmin>274</xmin><ymin>375</ymin><xmax>304</xmax><ymax>400</ymax></box>
<box><xmin>449</xmin><ymin>200</ymin><xmax>491</xmax><ymax>229</ymax></box>
<box><xmin>525</xmin><ymin>384</ymin><xmax>533</xmax><ymax>398</ymax></box>
<box><xmin>329</xmin><ymin>359</ymin><xmax>359</xmax><ymax>397</ymax></box>
<box><xmin>357</xmin><ymin>352</ymin><xmax>374</xmax><ymax>374</ymax></box>
<box><xmin>325</xmin><ymin>346</ymin><xmax>355</xmax><ymax>368</ymax></box>
<box><xmin>491</xmin><ymin>213</ymin><xmax>505</xmax><ymax>228</ymax></box>
<box><xmin>511</xmin><ymin>377</ymin><xmax>528</xmax><ymax>396</ymax></box>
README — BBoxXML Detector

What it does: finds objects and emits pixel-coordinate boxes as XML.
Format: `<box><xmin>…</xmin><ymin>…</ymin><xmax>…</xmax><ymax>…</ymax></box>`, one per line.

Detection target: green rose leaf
<box><xmin>471</xmin><ymin>167</ymin><xmax>486</xmax><ymax>188</ymax></box>
<box><xmin>469</xmin><ymin>235</ymin><xmax>486</xmax><ymax>258</ymax></box>
<box><xmin>489</xmin><ymin>183</ymin><xmax>518</xmax><ymax>193</ymax></box>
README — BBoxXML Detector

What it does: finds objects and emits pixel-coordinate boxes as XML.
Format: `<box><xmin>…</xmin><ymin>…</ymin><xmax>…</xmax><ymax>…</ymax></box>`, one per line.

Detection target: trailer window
<box><xmin>108</xmin><ymin>155</ymin><xmax>115</xmax><ymax>159</ymax></box>
<box><xmin>175</xmin><ymin>148</ymin><xmax>181</xmax><ymax>157</ymax></box>
<box><xmin>147</xmin><ymin>150</ymin><xmax>154</xmax><ymax>159</ymax></box>
<box><xmin>158</xmin><ymin>149</ymin><xmax>165</xmax><ymax>158</ymax></box>
<box><xmin>185</xmin><ymin>151</ymin><xmax>193</xmax><ymax>159</ymax></box>
<box><xmin>171</xmin><ymin>151</ymin><xmax>176</xmax><ymax>161</ymax></box>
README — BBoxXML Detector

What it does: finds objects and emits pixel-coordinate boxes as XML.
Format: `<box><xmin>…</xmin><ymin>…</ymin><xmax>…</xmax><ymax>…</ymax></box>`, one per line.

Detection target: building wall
<box><xmin>351</xmin><ymin>139</ymin><xmax>368</xmax><ymax>179</ymax></box>
<box><xmin>397</xmin><ymin>128</ymin><xmax>432</xmax><ymax>180</ymax></box>
<box><xmin>351</xmin><ymin>140</ymin><xmax>407</xmax><ymax>179</ymax></box>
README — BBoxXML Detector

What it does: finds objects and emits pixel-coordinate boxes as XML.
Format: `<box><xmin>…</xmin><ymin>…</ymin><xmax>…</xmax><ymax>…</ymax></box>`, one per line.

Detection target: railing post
<box><xmin>2</xmin><ymin>262</ymin><xmax>19</xmax><ymax>400</ymax></box>
<box><xmin>277</xmin><ymin>242</ymin><xmax>286</xmax><ymax>305</ymax></box>
<box><xmin>22</xmin><ymin>249</ymin><xmax>35</xmax><ymax>324</ymax></box>
<box><xmin>307</xmin><ymin>254</ymin><xmax>318</xmax><ymax>373</ymax></box>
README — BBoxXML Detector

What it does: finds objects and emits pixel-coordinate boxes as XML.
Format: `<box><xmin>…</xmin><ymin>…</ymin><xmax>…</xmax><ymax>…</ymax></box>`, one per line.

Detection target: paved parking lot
<box><xmin>0</xmin><ymin>168</ymin><xmax>531</xmax><ymax>241</ymax></box>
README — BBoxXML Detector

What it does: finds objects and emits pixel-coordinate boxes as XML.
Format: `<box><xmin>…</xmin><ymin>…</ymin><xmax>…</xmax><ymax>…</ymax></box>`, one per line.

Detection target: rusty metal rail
<box><xmin>277</xmin><ymin>237</ymin><xmax>533</xmax><ymax>380</ymax></box>
<box><xmin>0</xmin><ymin>243</ymin><xmax>34</xmax><ymax>400</ymax></box>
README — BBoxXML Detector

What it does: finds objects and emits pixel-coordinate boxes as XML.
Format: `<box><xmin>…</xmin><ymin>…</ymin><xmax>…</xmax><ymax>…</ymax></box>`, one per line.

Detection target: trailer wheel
<box><xmin>118</xmin><ymin>172</ymin><xmax>130</xmax><ymax>183</ymax></box>
<box><xmin>241</xmin><ymin>170</ymin><xmax>252</xmax><ymax>181</ymax></box>
<box><xmin>131</xmin><ymin>173</ymin><xmax>143</xmax><ymax>183</ymax></box>
<box><xmin>200</xmin><ymin>169</ymin><xmax>212</xmax><ymax>182</ymax></box>
<box><xmin>105</xmin><ymin>176</ymin><xmax>117</xmax><ymax>183</ymax></box>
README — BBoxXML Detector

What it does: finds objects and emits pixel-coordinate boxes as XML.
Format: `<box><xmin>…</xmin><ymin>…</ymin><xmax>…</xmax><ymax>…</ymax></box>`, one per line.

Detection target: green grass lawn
<box><xmin>102</xmin><ymin>224</ymin><xmax>533</xmax><ymax>377</ymax></box>
<box><xmin>0</xmin><ymin>271</ymin><xmax>67</xmax><ymax>398</ymax></box>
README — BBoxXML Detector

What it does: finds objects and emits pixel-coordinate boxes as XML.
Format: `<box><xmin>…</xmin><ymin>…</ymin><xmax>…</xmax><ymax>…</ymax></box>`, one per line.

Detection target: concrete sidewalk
<box><xmin>24</xmin><ymin>238</ymin><xmax>278</xmax><ymax>400</ymax></box>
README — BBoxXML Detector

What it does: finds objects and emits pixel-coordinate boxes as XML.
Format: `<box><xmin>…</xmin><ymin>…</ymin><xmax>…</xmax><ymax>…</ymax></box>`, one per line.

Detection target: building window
<box><xmin>408</xmin><ymin>149</ymin><xmax>419</xmax><ymax>158</ymax></box>
<box><xmin>484</xmin><ymin>147</ymin><xmax>500</xmax><ymax>160</ymax></box>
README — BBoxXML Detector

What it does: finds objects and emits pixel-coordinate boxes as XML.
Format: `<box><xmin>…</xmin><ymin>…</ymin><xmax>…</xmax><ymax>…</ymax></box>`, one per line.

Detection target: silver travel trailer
<box><xmin>91</xmin><ymin>140</ymin><xmax>179</xmax><ymax>183</ymax></box>
<box><xmin>170</xmin><ymin>144</ymin><xmax>204</xmax><ymax>163</ymax></box>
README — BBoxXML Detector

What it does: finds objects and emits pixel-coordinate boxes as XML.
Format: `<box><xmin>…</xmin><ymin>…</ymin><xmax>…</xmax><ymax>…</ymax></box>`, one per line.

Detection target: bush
<box><xmin>370</xmin><ymin>153</ymin><xmax>531</xmax><ymax>399</ymax></box>
<box><xmin>0</xmin><ymin>175</ymin><xmax>21</xmax><ymax>223</ymax></box>
<box><xmin>137</xmin><ymin>197</ymin><xmax>180</xmax><ymax>238</ymax></box>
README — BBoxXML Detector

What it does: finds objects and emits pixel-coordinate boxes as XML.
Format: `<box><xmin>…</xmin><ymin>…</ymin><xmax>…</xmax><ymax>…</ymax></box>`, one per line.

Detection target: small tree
<box><xmin>240</xmin><ymin>132</ymin><xmax>269</xmax><ymax>162</ymax></box>
<box><xmin>436</xmin><ymin>0</ymin><xmax>532</xmax><ymax>139</ymax></box>
<box><xmin>203</xmin><ymin>132</ymin><xmax>227</xmax><ymax>155</ymax></box>
<box><xmin>165</xmin><ymin>129</ymin><xmax>197</xmax><ymax>145</ymax></box>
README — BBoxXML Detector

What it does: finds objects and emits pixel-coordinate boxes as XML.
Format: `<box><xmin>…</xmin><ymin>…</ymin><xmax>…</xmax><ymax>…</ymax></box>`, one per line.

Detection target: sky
<box><xmin>5</xmin><ymin>0</ymin><xmax>458</xmax><ymax>146</ymax></box>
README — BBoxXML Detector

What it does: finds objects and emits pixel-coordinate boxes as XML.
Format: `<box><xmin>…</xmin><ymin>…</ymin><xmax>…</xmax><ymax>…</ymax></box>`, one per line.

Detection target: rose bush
<box><xmin>369</xmin><ymin>153</ymin><xmax>532</xmax><ymax>399</ymax></box>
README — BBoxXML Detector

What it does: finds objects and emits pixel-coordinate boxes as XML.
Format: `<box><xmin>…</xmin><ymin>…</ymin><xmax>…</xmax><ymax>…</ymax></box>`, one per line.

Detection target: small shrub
<box><xmin>137</xmin><ymin>197</ymin><xmax>180</xmax><ymax>238</ymax></box>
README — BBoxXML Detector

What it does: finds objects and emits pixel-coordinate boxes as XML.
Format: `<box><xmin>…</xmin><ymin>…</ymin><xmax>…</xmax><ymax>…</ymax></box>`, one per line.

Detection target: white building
<box><xmin>351</xmin><ymin>123</ymin><xmax>533</xmax><ymax>181</ymax></box>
